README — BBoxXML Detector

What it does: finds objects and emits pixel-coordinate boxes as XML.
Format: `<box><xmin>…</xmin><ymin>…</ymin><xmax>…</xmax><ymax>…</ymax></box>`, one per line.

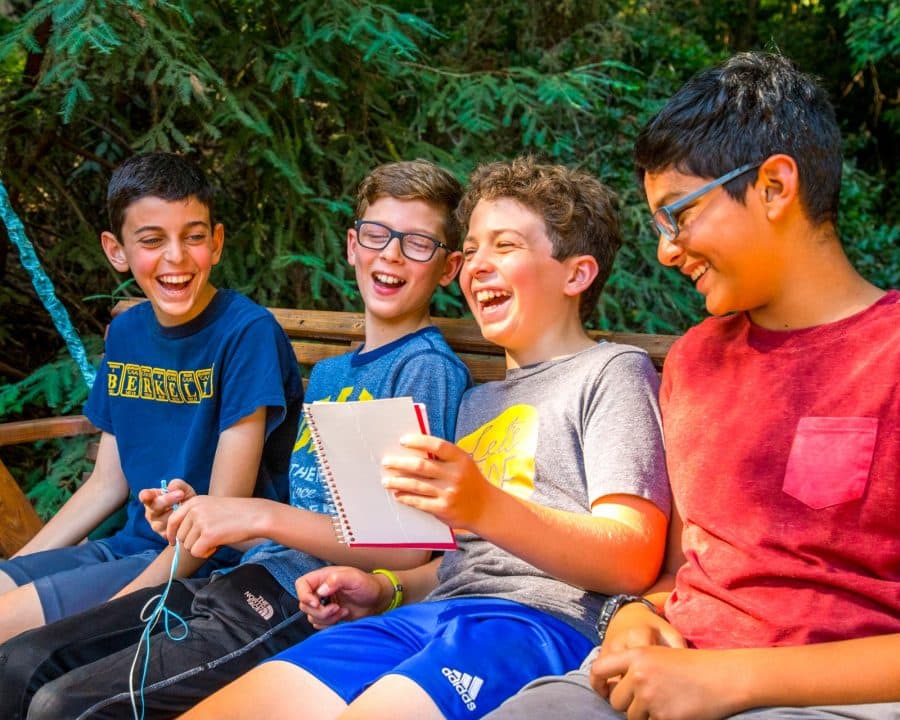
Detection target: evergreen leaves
<box><xmin>0</xmin><ymin>1</ymin><xmax>897</xmax><ymax>510</ymax></box>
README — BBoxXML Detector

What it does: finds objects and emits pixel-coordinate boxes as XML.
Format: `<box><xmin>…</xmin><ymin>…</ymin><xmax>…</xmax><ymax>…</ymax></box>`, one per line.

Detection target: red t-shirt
<box><xmin>661</xmin><ymin>290</ymin><xmax>900</xmax><ymax>649</ymax></box>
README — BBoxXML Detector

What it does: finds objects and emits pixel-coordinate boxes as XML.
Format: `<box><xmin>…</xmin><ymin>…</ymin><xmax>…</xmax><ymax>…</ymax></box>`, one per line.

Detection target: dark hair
<box><xmin>455</xmin><ymin>156</ymin><xmax>621</xmax><ymax>323</ymax></box>
<box><xmin>356</xmin><ymin>160</ymin><xmax>464</xmax><ymax>251</ymax></box>
<box><xmin>634</xmin><ymin>51</ymin><xmax>842</xmax><ymax>225</ymax></box>
<box><xmin>107</xmin><ymin>153</ymin><xmax>215</xmax><ymax>238</ymax></box>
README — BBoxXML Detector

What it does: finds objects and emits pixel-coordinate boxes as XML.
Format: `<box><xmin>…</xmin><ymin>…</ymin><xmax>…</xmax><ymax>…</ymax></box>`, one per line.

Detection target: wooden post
<box><xmin>0</xmin><ymin>457</ymin><xmax>43</xmax><ymax>558</ymax></box>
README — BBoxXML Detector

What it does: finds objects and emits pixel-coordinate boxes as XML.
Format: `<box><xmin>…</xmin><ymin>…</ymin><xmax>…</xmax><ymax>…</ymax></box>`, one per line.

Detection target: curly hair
<box><xmin>456</xmin><ymin>157</ymin><xmax>621</xmax><ymax>323</ymax></box>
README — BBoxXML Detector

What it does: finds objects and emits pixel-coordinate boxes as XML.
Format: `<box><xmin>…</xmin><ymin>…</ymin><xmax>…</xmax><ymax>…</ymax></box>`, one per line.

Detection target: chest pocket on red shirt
<box><xmin>782</xmin><ymin>417</ymin><xmax>878</xmax><ymax>509</ymax></box>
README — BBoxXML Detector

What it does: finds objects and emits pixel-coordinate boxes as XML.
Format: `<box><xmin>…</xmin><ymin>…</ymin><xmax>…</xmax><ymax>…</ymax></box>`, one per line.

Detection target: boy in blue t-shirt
<box><xmin>0</xmin><ymin>152</ymin><xmax>302</xmax><ymax>643</ymax></box>
<box><xmin>0</xmin><ymin>159</ymin><xmax>472</xmax><ymax>719</ymax></box>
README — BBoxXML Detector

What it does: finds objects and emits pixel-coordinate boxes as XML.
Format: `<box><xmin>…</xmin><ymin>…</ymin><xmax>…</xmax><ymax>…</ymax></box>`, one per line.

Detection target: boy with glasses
<box><xmin>0</xmin><ymin>160</ymin><xmax>473</xmax><ymax>719</ymax></box>
<box><xmin>180</xmin><ymin>157</ymin><xmax>671</xmax><ymax>720</ymax></box>
<box><xmin>486</xmin><ymin>51</ymin><xmax>899</xmax><ymax>719</ymax></box>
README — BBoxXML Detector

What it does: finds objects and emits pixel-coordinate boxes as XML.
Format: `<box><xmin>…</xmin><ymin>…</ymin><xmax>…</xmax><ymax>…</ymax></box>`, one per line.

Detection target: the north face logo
<box><xmin>441</xmin><ymin>667</ymin><xmax>483</xmax><ymax>711</ymax></box>
<box><xmin>244</xmin><ymin>590</ymin><xmax>274</xmax><ymax>621</ymax></box>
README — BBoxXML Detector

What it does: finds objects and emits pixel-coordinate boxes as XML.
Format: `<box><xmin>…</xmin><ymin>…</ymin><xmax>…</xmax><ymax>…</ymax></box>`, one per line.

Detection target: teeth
<box><xmin>159</xmin><ymin>274</ymin><xmax>192</xmax><ymax>285</ymax></box>
<box><xmin>475</xmin><ymin>289</ymin><xmax>511</xmax><ymax>303</ymax></box>
<box><xmin>690</xmin><ymin>264</ymin><xmax>709</xmax><ymax>282</ymax></box>
<box><xmin>374</xmin><ymin>273</ymin><xmax>403</xmax><ymax>285</ymax></box>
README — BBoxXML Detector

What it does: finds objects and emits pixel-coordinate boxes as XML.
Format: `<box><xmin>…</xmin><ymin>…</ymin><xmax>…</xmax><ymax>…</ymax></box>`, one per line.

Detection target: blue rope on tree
<box><xmin>0</xmin><ymin>177</ymin><xmax>96</xmax><ymax>388</ymax></box>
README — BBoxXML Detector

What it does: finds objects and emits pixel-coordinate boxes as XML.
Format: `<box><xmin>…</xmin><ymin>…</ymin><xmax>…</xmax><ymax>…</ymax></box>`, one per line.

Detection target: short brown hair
<box><xmin>356</xmin><ymin>160</ymin><xmax>464</xmax><ymax>251</ymax></box>
<box><xmin>456</xmin><ymin>157</ymin><xmax>621</xmax><ymax>323</ymax></box>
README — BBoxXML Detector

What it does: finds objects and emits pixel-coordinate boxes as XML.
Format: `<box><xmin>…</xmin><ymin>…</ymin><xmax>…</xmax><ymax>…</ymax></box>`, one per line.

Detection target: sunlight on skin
<box><xmin>341</xmin><ymin>675</ymin><xmax>445</xmax><ymax>720</ymax></box>
<box><xmin>179</xmin><ymin>662</ymin><xmax>346</xmax><ymax>720</ymax></box>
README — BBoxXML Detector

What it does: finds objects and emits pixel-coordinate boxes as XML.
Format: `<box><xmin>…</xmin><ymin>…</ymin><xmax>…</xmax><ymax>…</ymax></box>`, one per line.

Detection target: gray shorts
<box><xmin>484</xmin><ymin>648</ymin><xmax>900</xmax><ymax>720</ymax></box>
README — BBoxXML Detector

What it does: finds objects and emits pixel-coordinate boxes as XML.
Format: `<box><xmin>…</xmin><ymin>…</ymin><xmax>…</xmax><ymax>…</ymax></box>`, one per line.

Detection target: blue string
<box><xmin>130</xmin><ymin>485</ymin><xmax>189</xmax><ymax>720</ymax></box>
<box><xmin>0</xmin><ymin>176</ymin><xmax>96</xmax><ymax>388</ymax></box>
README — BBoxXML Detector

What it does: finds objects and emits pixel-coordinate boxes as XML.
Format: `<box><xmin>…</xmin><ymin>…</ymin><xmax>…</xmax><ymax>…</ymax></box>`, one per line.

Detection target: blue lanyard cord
<box><xmin>0</xmin><ymin>177</ymin><xmax>96</xmax><ymax>388</ymax></box>
<box><xmin>129</xmin><ymin>540</ymin><xmax>189</xmax><ymax>720</ymax></box>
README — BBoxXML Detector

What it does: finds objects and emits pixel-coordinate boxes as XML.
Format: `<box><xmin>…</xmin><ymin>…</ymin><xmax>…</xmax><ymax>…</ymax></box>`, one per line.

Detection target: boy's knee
<box><xmin>27</xmin><ymin>679</ymin><xmax>77</xmax><ymax>720</ymax></box>
<box><xmin>0</xmin><ymin>632</ymin><xmax>56</xmax><ymax>720</ymax></box>
<box><xmin>27</xmin><ymin>675</ymin><xmax>93</xmax><ymax>720</ymax></box>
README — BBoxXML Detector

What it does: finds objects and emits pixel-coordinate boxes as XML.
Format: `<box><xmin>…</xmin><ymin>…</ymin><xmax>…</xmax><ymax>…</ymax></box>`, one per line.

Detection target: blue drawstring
<box><xmin>129</xmin><ymin>484</ymin><xmax>190</xmax><ymax>719</ymax></box>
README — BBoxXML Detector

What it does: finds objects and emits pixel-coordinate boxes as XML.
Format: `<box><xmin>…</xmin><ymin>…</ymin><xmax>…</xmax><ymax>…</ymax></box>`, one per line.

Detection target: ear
<box><xmin>562</xmin><ymin>255</ymin><xmax>599</xmax><ymax>298</ymax></box>
<box><xmin>437</xmin><ymin>250</ymin><xmax>463</xmax><ymax>287</ymax></box>
<box><xmin>757</xmin><ymin>154</ymin><xmax>799</xmax><ymax>221</ymax></box>
<box><xmin>210</xmin><ymin>223</ymin><xmax>225</xmax><ymax>266</ymax></box>
<box><xmin>346</xmin><ymin>227</ymin><xmax>358</xmax><ymax>266</ymax></box>
<box><xmin>101</xmin><ymin>231</ymin><xmax>130</xmax><ymax>273</ymax></box>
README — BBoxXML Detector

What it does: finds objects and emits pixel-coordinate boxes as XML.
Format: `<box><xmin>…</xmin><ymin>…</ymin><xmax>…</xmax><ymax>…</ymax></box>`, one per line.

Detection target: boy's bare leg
<box><xmin>0</xmin><ymin>568</ymin><xmax>17</xmax><ymax>594</ymax></box>
<box><xmin>0</xmin><ymin>582</ymin><xmax>45</xmax><ymax>642</ymax></box>
<box><xmin>180</xmin><ymin>662</ymin><xmax>346</xmax><ymax>720</ymax></box>
<box><xmin>343</xmin><ymin>675</ymin><xmax>443</xmax><ymax>720</ymax></box>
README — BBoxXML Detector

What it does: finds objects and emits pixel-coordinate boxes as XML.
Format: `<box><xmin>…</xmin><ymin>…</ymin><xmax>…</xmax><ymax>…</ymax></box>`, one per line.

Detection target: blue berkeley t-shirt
<box><xmin>84</xmin><ymin>290</ymin><xmax>302</xmax><ymax>573</ymax></box>
<box><xmin>240</xmin><ymin>325</ymin><xmax>473</xmax><ymax>594</ymax></box>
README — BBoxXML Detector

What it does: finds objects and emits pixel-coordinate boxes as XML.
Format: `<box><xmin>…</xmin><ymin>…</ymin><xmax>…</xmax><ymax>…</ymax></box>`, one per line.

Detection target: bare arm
<box><xmin>595</xmin><ymin>507</ymin><xmax>686</xmax><ymax>659</ymax></box>
<box><xmin>113</xmin><ymin>406</ymin><xmax>268</xmax><ymax>597</ymax></box>
<box><xmin>730</xmin><ymin>636</ymin><xmax>900</xmax><ymax>708</ymax></box>
<box><xmin>14</xmin><ymin>432</ymin><xmax>129</xmax><ymax>556</ymax></box>
<box><xmin>475</xmin><ymin>490</ymin><xmax>666</xmax><ymax>593</ymax></box>
<box><xmin>593</xmin><ymin>634</ymin><xmax>900</xmax><ymax>720</ymax></box>
<box><xmin>166</xmin><ymin>497</ymin><xmax>429</xmax><ymax>571</ymax></box>
<box><xmin>384</xmin><ymin>435</ymin><xmax>667</xmax><ymax>594</ymax></box>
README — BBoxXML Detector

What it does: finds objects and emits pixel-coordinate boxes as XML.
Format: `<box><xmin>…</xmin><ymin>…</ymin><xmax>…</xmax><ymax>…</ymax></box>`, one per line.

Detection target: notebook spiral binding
<box><xmin>304</xmin><ymin>405</ymin><xmax>356</xmax><ymax>545</ymax></box>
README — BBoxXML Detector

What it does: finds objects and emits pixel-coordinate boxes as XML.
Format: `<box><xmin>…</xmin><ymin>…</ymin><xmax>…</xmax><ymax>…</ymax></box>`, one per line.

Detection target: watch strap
<box><xmin>596</xmin><ymin>593</ymin><xmax>657</xmax><ymax>645</ymax></box>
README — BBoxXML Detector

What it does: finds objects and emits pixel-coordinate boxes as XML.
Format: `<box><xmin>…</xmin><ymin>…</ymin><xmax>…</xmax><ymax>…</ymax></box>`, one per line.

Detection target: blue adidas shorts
<box><xmin>0</xmin><ymin>540</ymin><xmax>157</xmax><ymax>623</ymax></box>
<box><xmin>269</xmin><ymin>597</ymin><xmax>594</xmax><ymax>720</ymax></box>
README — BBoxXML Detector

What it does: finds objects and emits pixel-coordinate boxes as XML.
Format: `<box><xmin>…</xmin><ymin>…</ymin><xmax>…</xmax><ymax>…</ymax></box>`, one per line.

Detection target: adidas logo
<box><xmin>244</xmin><ymin>590</ymin><xmax>274</xmax><ymax>621</ymax></box>
<box><xmin>441</xmin><ymin>667</ymin><xmax>483</xmax><ymax>711</ymax></box>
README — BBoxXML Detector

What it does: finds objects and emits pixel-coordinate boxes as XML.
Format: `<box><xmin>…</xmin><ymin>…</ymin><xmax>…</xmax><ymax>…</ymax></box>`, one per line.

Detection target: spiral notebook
<box><xmin>304</xmin><ymin>397</ymin><xmax>457</xmax><ymax>549</ymax></box>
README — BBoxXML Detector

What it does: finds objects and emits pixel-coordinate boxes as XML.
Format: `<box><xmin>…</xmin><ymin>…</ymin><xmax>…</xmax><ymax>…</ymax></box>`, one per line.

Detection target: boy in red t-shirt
<box><xmin>486</xmin><ymin>51</ymin><xmax>899</xmax><ymax>719</ymax></box>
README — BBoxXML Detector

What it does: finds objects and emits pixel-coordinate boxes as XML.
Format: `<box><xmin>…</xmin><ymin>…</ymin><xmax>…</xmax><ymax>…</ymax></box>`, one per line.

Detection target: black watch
<box><xmin>596</xmin><ymin>594</ymin><xmax>657</xmax><ymax>645</ymax></box>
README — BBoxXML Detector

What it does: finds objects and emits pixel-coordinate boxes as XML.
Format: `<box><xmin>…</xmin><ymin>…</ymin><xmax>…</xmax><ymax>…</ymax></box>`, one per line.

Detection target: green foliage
<box><xmin>21</xmin><ymin>435</ymin><xmax>93</xmax><ymax>520</ymax></box>
<box><xmin>0</xmin><ymin>341</ymin><xmax>101</xmax><ymax>521</ymax></box>
<box><xmin>0</xmin><ymin>338</ymin><xmax>100</xmax><ymax>416</ymax></box>
<box><xmin>838</xmin><ymin>0</ymin><xmax>900</xmax><ymax>68</ymax></box>
<box><xmin>0</xmin><ymin>0</ymin><xmax>897</xmax><ymax>512</ymax></box>
<box><xmin>838</xmin><ymin>0</ymin><xmax>900</xmax><ymax>141</ymax></box>
<box><xmin>840</xmin><ymin>161</ymin><xmax>900</xmax><ymax>289</ymax></box>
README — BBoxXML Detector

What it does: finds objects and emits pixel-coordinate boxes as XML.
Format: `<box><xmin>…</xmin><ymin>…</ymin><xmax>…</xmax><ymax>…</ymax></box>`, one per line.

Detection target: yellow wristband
<box><xmin>372</xmin><ymin>568</ymin><xmax>403</xmax><ymax>612</ymax></box>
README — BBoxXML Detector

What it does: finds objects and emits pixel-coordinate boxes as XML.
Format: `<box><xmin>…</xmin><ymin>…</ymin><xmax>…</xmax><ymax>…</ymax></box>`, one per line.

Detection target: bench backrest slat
<box><xmin>113</xmin><ymin>300</ymin><xmax>677</xmax><ymax>380</ymax></box>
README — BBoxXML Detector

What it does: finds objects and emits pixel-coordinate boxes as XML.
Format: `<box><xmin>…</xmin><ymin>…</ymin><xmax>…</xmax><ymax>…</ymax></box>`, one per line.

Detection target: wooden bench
<box><xmin>0</xmin><ymin>299</ymin><xmax>678</xmax><ymax>557</ymax></box>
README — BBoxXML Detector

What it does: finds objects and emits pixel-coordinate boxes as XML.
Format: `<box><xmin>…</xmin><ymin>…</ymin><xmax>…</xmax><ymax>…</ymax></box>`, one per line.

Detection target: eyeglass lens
<box><xmin>356</xmin><ymin>222</ymin><xmax>440</xmax><ymax>261</ymax></box>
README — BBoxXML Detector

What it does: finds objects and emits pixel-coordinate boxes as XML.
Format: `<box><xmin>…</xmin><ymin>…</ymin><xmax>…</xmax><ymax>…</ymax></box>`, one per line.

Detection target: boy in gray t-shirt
<box><xmin>181</xmin><ymin>157</ymin><xmax>671</xmax><ymax>720</ymax></box>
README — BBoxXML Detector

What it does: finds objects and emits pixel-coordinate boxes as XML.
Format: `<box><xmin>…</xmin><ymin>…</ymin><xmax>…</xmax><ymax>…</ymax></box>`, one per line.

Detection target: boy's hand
<box><xmin>592</xmin><ymin>602</ymin><xmax>686</xmax><ymax>700</ymax></box>
<box><xmin>591</xmin><ymin>646</ymin><xmax>743</xmax><ymax>720</ymax></box>
<box><xmin>599</xmin><ymin>602</ymin><xmax>686</xmax><ymax>661</ymax></box>
<box><xmin>296</xmin><ymin>566</ymin><xmax>392</xmax><ymax>630</ymax></box>
<box><xmin>381</xmin><ymin>434</ymin><xmax>496</xmax><ymax>531</ymax></box>
<box><xmin>138</xmin><ymin>478</ymin><xmax>194</xmax><ymax>537</ymax></box>
<box><xmin>166</xmin><ymin>495</ymin><xmax>257</xmax><ymax>558</ymax></box>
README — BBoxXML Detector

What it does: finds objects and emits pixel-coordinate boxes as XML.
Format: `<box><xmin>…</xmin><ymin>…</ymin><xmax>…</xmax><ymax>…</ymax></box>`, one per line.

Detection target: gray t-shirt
<box><xmin>428</xmin><ymin>341</ymin><xmax>670</xmax><ymax>639</ymax></box>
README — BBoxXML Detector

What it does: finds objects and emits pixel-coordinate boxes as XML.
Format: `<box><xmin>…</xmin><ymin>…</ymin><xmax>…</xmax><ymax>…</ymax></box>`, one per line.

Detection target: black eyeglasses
<box><xmin>651</xmin><ymin>162</ymin><xmax>761</xmax><ymax>242</ymax></box>
<box><xmin>353</xmin><ymin>220</ymin><xmax>449</xmax><ymax>262</ymax></box>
